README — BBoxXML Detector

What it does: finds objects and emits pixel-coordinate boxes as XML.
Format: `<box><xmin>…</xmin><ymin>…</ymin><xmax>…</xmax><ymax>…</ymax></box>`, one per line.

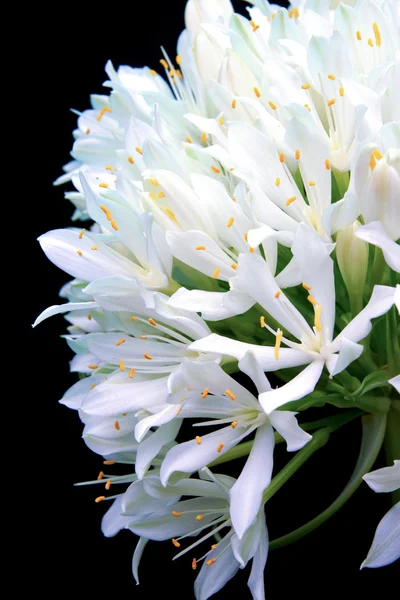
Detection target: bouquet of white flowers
<box><xmin>35</xmin><ymin>0</ymin><xmax>399</xmax><ymax>597</ymax></box>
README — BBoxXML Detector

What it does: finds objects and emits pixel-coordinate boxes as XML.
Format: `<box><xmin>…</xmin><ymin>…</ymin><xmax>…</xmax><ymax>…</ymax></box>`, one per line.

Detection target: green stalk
<box><xmin>384</xmin><ymin>405</ymin><xmax>400</xmax><ymax>505</ymax></box>
<box><xmin>386</xmin><ymin>307</ymin><xmax>400</xmax><ymax>377</ymax></box>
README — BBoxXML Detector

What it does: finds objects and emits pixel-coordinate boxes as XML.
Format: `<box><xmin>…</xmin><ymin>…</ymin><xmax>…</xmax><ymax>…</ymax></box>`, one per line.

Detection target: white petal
<box><xmin>389</xmin><ymin>375</ymin><xmax>400</xmax><ymax>393</ymax></box>
<box><xmin>363</xmin><ymin>461</ymin><xmax>400</xmax><ymax>494</ymax></box>
<box><xmin>355</xmin><ymin>221</ymin><xmax>400</xmax><ymax>272</ymax></box>
<box><xmin>60</xmin><ymin>376</ymin><xmax>103</xmax><ymax>410</ymax></box>
<box><xmin>168</xmin><ymin>288</ymin><xmax>254</xmax><ymax>321</ymax></box>
<box><xmin>259</xmin><ymin>361</ymin><xmax>325</xmax><ymax>414</ymax></box>
<box><xmin>135</xmin><ymin>419</ymin><xmax>182</xmax><ymax>479</ymax></box>
<box><xmin>238</xmin><ymin>351</ymin><xmax>272</xmax><ymax>394</ymax></box>
<box><xmin>247</xmin><ymin>516</ymin><xmax>268</xmax><ymax>600</ymax></box>
<box><xmin>322</xmin><ymin>192</ymin><xmax>359</xmax><ymax>236</ymax></box>
<box><xmin>194</xmin><ymin>534</ymin><xmax>239</xmax><ymax>600</ymax></box>
<box><xmin>361</xmin><ymin>502</ymin><xmax>400</xmax><ymax>569</ymax></box>
<box><xmin>231</xmin><ymin>510</ymin><xmax>265</xmax><ymax>567</ymax></box>
<box><xmin>269</xmin><ymin>411</ymin><xmax>312</xmax><ymax>452</ymax></box>
<box><xmin>331</xmin><ymin>285</ymin><xmax>396</xmax><ymax>351</ymax></box>
<box><xmin>327</xmin><ymin>337</ymin><xmax>364</xmax><ymax>378</ymax></box>
<box><xmin>132</xmin><ymin>537</ymin><xmax>148</xmax><ymax>585</ymax></box>
<box><xmin>230</xmin><ymin>424</ymin><xmax>274</xmax><ymax>539</ymax></box>
<box><xmin>101</xmin><ymin>496</ymin><xmax>132</xmax><ymax>537</ymax></box>
<box><xmin>33</xmin><ymin>302</ymin><xmax>98</xmax><ymax>327</ymax></box>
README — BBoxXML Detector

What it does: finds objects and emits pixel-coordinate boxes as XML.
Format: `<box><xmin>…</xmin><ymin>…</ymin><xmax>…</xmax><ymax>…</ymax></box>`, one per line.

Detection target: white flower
<box><xmin>189</xmin><ymin>225</ymin><xmax>398</xmax><ymax>413</ymax></box>
<box><xmin>361</xmin><ymin>459</ymin><xmax>400</xmax><ymax>568</ymax></box>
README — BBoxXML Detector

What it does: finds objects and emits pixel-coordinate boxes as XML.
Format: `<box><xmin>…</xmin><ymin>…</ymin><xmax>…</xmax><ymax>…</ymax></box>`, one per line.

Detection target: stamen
<box><xmin>105</xmin><ymin>165</ymin><xmax>113</xmax><ymax>171</ymax></box>
<box><xmin>157</xmin><ymin>191</ymin><xmax>166</xmax><ymax>198</ymax></box>
<box><xmin>206</xmin><ymin>558</ymin><xmax>216</xmax><ymax>566</ymax></box>
<box><xmin>114</xmin><ymin>419</ymin><xmax>121</xmax><ymax>431</ymax></box>
<box><xmin>195</xmin><ymin>436</ymin><xmax>202</xmax><ymax>445</ymax></box>
<box><xmin>169</xmin><ymin>69</ymin><xmax>176</xmax><ymax>77</ymax></box>
<box><xmin>309</xmin><ymin>180</ymin><xmax>316</xmax><ymax>187</ymax></box>
<box><xmin>91</xmin><ymin>246</ymin><xmax>98</xmax><ymax>251</ymax></box>
<box><xmin>172</xmin><ymin>511</ymin><xmax>182</xmax><ymax>517</ymax></box>
<box><xmin>211</xmin><ymin>165</ymin><xmax>221</xmax><ymax>174</ymax></box>
<box><xmin>244</xmin><ymin>232</ymin><xmax>248</xmax><ymax>241</ymax></box>
<box><xmin>369</xmin><ymin>152</ymin><xmax>377</xmax><ymax>171</ymax></box>
<box><xmin>269</xmin><ymin>101</ymin><xmax>277</xmax><ymax>110</ymax></box>
<box><xmin>373</xmin><ymin>149</ymin><xmax>383</xmax><ymax>160</ymax></box>
<box><xmin>325</xmin><ymin>159</ymin><xmax>331</xmax><ymax>170</ymax></box>
<box><xmin>96</xmin><ymin>107</ymin><xmax>112</xmax><ymax>122</ymax></box>
<box><xmin>250</xmin><ymin>19</ymin><xmax>260</xmax><ymax>31</ymax></box>
<box><xmin>274</xmin><ymin>290</ymin><xmax>281</xmax><ymax>298</ymax></box>
<box><xmin>232</xmin><ymin>99</ymin><xmax>237</xmax><ymax>109</ymax></box>
<box><xmin>327</xmin><ymin>98</ymin><xmax>336</xmax><ymax>107</ymax></box>
<box><xmin>201</xmin><ymin>388</ymin><xmax>209</xmax><ymax>398</ymax></box>
<box><xmin>249</xmin><ymin>247</ymin><xmax>255</xmax><ymax>253</ymax></box>
<box><xmin>186</xmin><ymin>136</ymin><xmax>192</xmax><ymax>143</ymax></box>
<box><xmin>275</xmin><ymin>177</ymin><xmax>280</xmax><ymax>186</ymax></box>
<box><xmin>314</xmin><ymin>304</ymin><xmax>322</xmax><ymax>332</ymax></box>
<box><xmin>230</xmin><ymin>263</ymin><xmax>237</xmax><ymax>270</ymax></box>
<box><xmin>368</xmin><ymin>38</ymin><xmax>374</xmax><ymax>47</ymax></box>
<box><xmin>274</xmin><ymin>329</ymin><xmax>283</xmax><ymax>360</ymax></box>
<box><xmin>79</xmin><ymin>229</ymin><xmax>85</xmax><ymax>239</ymax></box>
<box><xmin>128</xmin><ymin>156</ymin><xmax>134</xmax><ymax>164</ymax></box>
<box><xmin>86</xmin><ymin>128</ymin><xmax>90</xmax><ymax>134</ymax></box>
<box><xmin>99</xmin><ymin>182</ymin><xmax>109</xmax><ymax>189</ymax></box>
<box><xmin>149</xmin><ymin>69</ymin><xmax>157</xmax><ymax>76</ymax></box>
<box><xmin>116</xmin><ymin>338</ymin><xmax>125</xmax><ymax>346</ymax></box>
<box><xmin>307</xmin><ymin>295</ymin><xmax>318</xmax><ymax>306</ymax></box>
<box><xmin>103</xmin><ymin>460</ymin><xmax>116</xmax><ymax>465</ymax></box>
<box><xmin>144</xmin><ymin>353</ymin><xmax>153</xmax><ymax>360</ymax></box>
<box><xmin>231</xmin><ymin>421</ymin><xmax>238</xmax><ymax>429</ymax></box>
<box><xmin>160</xmin><ymin>59</ymin><xmax>168</xmax><ymax>69</ymax></box>
<box><xmin>302</xmin><ymin>282</ymin><xmax>312</xmax><ymax>291</ymax></box>
<box><xmin>77</xmin><ymin>250</ymin><xmax>83</xmax><ymax>257</ymax></box>
<box><xmin>304</xmin><ymin>103</ymin><xmax>311</xmax><ymax>112</ymax></box>
<box><xmin>328</xmin><ymin>74</ymin><xmax>336</xmax><ymax>80</ymax></box>
<box><xmin>129</xmin><ymin>368</ymin><xmax>135</xmax><ymax>379</ymax></box>
<box><xmin>95</xmin><ymin>496</ymin><xmax>106</xmax><ymax>503</ymax></box>
<box><xmin>231</xmin><ymin>196</ymin><xmax>236</xmax><ymax>202</ymax></box>
<box><xmin>226</xmin><ymin>217</ymin><xmax>234</xmax><ymax>228</ymax></box>
<box><xmin>279</xmin><ymin>152</ymin><xmax>285</xmax><ymax>163</ymax></box>
<box><xmin>165</xmin><ymin>208</ymin><xmax>179</xmax><ymax>224</ymax></box>
<box><xmin>301</xmin><ymin>83</ymin><xmax>311</xmax><ymax>89</ymax></box>
<box><xmin>87</xmin><ymin>314</ymin><xmax>92</xmax><ymax>320</ymax></box>
<box><xmin>216</xmin><ymin>442</ymin><xmax>225</xmax><ymax>453</ymax></box>
<box><xmin>212</xmin><ymin>267</ymin><xmax>220</xmax><ymax>279</ymax></box>
<box><xmin>148</xmin><ymin>318</ymin><xmax>157</xmax><ymax>326</ymax></box>
<box><xmin>149</xmin><ymin>192</ymin><xmax>157</xmax><ymax>200</ymax></box>
<box><xmin>356</xmin><ymin>30</ymin><xmax>362</xmax><ymax>40</ymax></box>
<box><xmin>260</xmin><ymin>315</ymin><xmax>265</xmax><ymax>328</ymax></box>
<box><xmin>196</xmin><ymin>245</ymin><xmax>206</xmax><ymax>250</ymax></box>
<box><xmin>195</xmin><ymin>515</ymin><xmax>204</xmax><ymax>522</ymax></box>
<box><xmin>97</xmin><ymin>471</ymin><xmax>104</xmax><ymax>480</ymax></box>
<box><xmin>110</xmin><ymin>220</ymin><xmax>118</xmax><ymax>231</ymax></box>
<box><xmin>225</xmin><ymin>389</ymin><xmax>236</xmax><ymax>401</ymax></box>
<box><xmin>90</xmin><ymin>384</ymin><xmax>95</xmax><ymax>389</ymax></box>
<box><xmin>131</xmin><ymin>316</ymin><xmax>137</xmax><ymax>321</ymax></box>
<box><xmin>295</xmin><ymin>149</ymin><xmax>301</xmax><ymax>160</ymax></box>
<box><xmin>176</xmin><ymin>54</ymin><xmax>182</xmax><ymax>65</ymax></box>
<box><xmin>254</xmin><ymin>87</ymin><xmax>261</xmax><ymax>98</ymax></box>
<box><xmin>119</xmin><ymin>359</ymin><xmax>125</xmax><ymax>371</ymax></box>
<box><xmin>192</xmin><ymin>558</ymin><xmax>197</xmax><ymax>570</ymax></box>
<box><xmin>339</xmin><ymin>86</ymin><xmax>345</xmax><ymax>97</ymax></box>
<box><xmin>88</xmin><ymin>364</ymin><xmax>98</xmax><ymax>369</ymax></box>
<box><xmin>172</xmin><ymin>538</ymin><xmax>181</xmax><ymax>548</ymax></box>
<box><xmin>105</xmin><ymin>479</ymin><xmax>112</xmax><ymax>491</ymax></box>
<box><xmin>218</xmin><ymin>118</ymin><xmax>224</xmax><ymax>125</ymax></box>
<box><xmin>201</xmin><ymin>132</ymin><xmax>207</xmax><ymax>143</ymax></box>
<box><xmin>135</xmin><ymin>146</ymin><xmax>143</xmax><ymax>155</ymax></box>
<box><xmin>286</xmin><ymin>196</ymin><xmax>296</xmax><ymax>206</ymax></box>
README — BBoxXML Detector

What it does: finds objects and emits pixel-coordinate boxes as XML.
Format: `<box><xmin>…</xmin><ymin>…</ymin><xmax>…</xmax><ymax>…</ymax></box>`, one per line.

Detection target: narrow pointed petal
<box><xmin>328</xmin><ymin>337</ymin><xmax>364</xmax><ymax>377</ymax></box>
<box><xmin>363</xmin><ymin>460</ymin><xmax>400</xmax><ymax>493</ymax></box>
<box><xmin>33</xmin><ymin>302</ymin><xmax>98</xmax><ymax>327</ymax></box>
<box><xmin>269</xmin><ymin>411</ymin><xmax>312</xmax><ymax>452</ymax></box>
<box><xmin>102</xmin><ymin>496</ymin><xmax>132</xmax><ymax>537</ymax></box>
<box><xmin>361</xmin><ymin>502</ymin><xmax>400</xmax><ymax>569</ymax></box>
<box><xmin>194</xmin><ymin>535</ymin><xmax>239</xmax><ymax>600</ymax></box>
<box><xmin>135</xmin><ymin>419</ymin><xmax>182</xmax><ymax>479</ymax></box>
<box><xmin>132</xmin><ymin>537</ymin><xmax>148</xmax><ymax>585</ymax></box>
<box><xmin>247</xmin><ymin>517</ymin><xmax>268</xmax><ymax>600</ymax></box>
<box><xmin>168</xmin><ymin>288</ymin><xmax>254</xmax><ymax>321</ymax></box>
<box><xmin>389</xmin><ymin>375</ymin><xmax>400</xmax><ymax>393</ymax></box>
<box><xmin>355</xmin><ymin>221</ymin><xmax>400</xmax><ymax>272</ymax></box>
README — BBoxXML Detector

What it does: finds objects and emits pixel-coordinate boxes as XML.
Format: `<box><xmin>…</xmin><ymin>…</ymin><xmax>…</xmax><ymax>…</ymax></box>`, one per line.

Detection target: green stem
<box><xmin>370</xmin><ymin>247</ymin><xmax>386</xmax><ymax>289</ymax></box>
<box><xmin>384</xmin><ymin>405</ymin><xmax>400</xmax><ymax>505</ymax></box>
<box><xmin>386</xmin><ymin>307</ymin><xmax>400</xmax><ymax>377</ymax></box>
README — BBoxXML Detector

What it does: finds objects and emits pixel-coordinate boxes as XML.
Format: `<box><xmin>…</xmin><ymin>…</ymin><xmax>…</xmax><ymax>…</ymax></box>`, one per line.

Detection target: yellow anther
<box><xmin>368</xmin><ymin>38</ymin><xmax>374</xmax><ymax>47</ymax></box>
<box><xmin>186</xmin><ymin>136</ymin><xmax>192</xmax><ymax>143</ymax></box>
<box><xmin>135</xmin><ymin>146</ymin><xmax>143</xmax><ymax>155</ymax></box>
<box><xmin>148</xmin><ymin>318</ymin><xmax>157</xmax><ymax>326</ymax></box>
<box><xmin>327</xmin><ymin>98</ymin><xmax>336</xmax><ymax>107</ymax></box>
<box><xmin>144</xmin><ymin>353</ymin><xmax>152</xmax><ymax>360</ymax></box>
<box><xmin>97</xmin><ymin>471</ymin><xmax>104</xmax><ymax>481</ymax></box>
<box><xmin>160</xmin><ymin>59</ymin><xmax>168</xmax><ymax>69</ymax></box>
<box><xmin>226</xmin><ymin>217</ymin><xmax>234</xmax><ymax>228</ymax></box>
<box><xmin>176</xmin><ymin>405</ymin><xmax>183</xmax><ymax>416</ymax></box>
<box><xmin>98</xmin><ymin>204</ymin><xmax>110</xmax><ymax>216</ymax></box>
<box><xmin>172</xmin><ymin>538</ymin><xmax>181</xmax><ymax>548</ymax></box>
<box><xmin>304</xmin><ymin>103</ymin><xmax>311</xmax><ymax>112</ymax></box>
<box><xmin>111</xmin><ymin>220</ymin><xmax>119</xmax><ymax>231</ymax></box>
<box><xmin>105</xmin><ymin>479</ymin><xmax>112</xmax><ymax>491</ymax></box>
<box><xmin>250</xmin><ymin>19</ymin><xmax>260</xmax><ymax>31</ymax></box>
<box><xmin>295</xmin><ymin>149</ymin><xmax>301</xmax><ymax>160</ymax></box>
<box><xmin>149</xmin><ymin>69</ymin><xmax>157</xmax><ymax>76</ymax></box>
<box><xmin>325</xmin><ymin>159</ymin><xmax>331</xmax><ymax>170</ymax></box>
<box><xmin>78</xmin><ymin>229</ymin><xmax>85</xmax><ymax>239</ymax></box>
<box><xmin>211</xmin><ymin>544</ymin><xmax>217</xmax><ymax>550</ymax></box>
<box><xmin>172</xmin><ymin>511</ymin><xmax>182</xmax><ymax>517</ymax></box>
<box><xmin>129</xmin><ymin>368</ymin><xmax>135</xmax><ymax>379</ymax></box>
<box><xmin>195</xmin><ymin>514</ymin><xmax>204</xmax><ymax>522</ymax></box>
<box><xmin>201</xmin><ymin>388</ymin><xmax>209</xmax><ymax>398</ymax></box>
<box><xmin>195</xmin><ymin>436</ymin><xmax>202</xmax><ymax>445</ymax></box>
<box><xmin>369</xmin><ymin>152</ymin><xmax>377</xmax><ymax>171</ymax></box>
<box><xmin>373</xmin><ymin>149</ymin><xmax>383</xmax><ymax>160</ymax></box>
<box><xmin>96</xmin><ymin>106</ymin><xmax>112</xmax><ymax>122</ymax></box>
<box><xmin>77</xmin><ymin>250</ymin><xmax>83</xmax><ymax>257</ymax></box>
<box><xmin>286</xmin><ymin>196</ymin><xmax>296</xmax><ymax>206</ymax></box>
<box><xmin>206</xmin><ymin>558</ymin><xmax>216</xmax><ymax>566</ymax></box>
<box><xmin>275</xmin><ymin>177</ymin><xmax>280</xmax><ymax>186</ymax></box>
<box><xmin>288</xmin><ymin>8</ymin><xmax>294</xmax><ymax>17</ymax></box>
<box><xmin>218</xmin><ymin>118</ymin><xmax>224</xmax><ymax>125</ymax></box>
<box><xmin>87</xmin><ymin>314</ymin><xmax>92</xmax><ymax>320</ymax></box>
<box><xmin>307</xmin><ymin>295</ymin><xmax>318</xmax><ymax>306</ymax></box>
<box><xmin>201</xmin><ymin>132</ymin><xmax>207</xmax><ymax>143</ymax></box>
<box><xmin>103</xmin><ymin>460</ymin><xmax>116</xmax><ymax>465</ymax></box>
<box><xmin>339</xmin><ymin>86</ymin><xmax>345</xmax><ymax>97</ymax></box>
<box><xmin>211</xmin><ymin>165</ymin><xmax>221</xmax><ymax>174</ymax></box>
<box><xmin>216</xmin><ymin>442</ymin><xmax>225</xmax><ymax>453</ymax></box>
<box><xmin>274</xmin><ymin>290</ymin><xmax>281</xmax><ymax>299</ymax></box>
<box><xmin>356</xmin><ymin>30</ymin><xmax>362</xmax><ymax>40</ymax></box>
<box><xmin>176</xmin><ymin>54</ymin><xmax>182</xmax><ymax>65</ymax></box>
<box><xmin>105</xmin><ymin>165</ymin><xmax>113</xmax><ymax>171</ymax></box>
<box><xmin>99</xmin><ymin>183</ymin><xmax>109</xmax><ymax>189</ymax></box>
<box><xmin>196</xmin><ymin>245</ymin><xmax>206</xmax><ymax>250</ymax></box>
<box><xmin>301</xmin><ymin>83</ymin><xmax>311</xmax><ymax>90</ymax></box>
<box><xmin>244</xmin><ymin>232</ymin><xmax>248</xmax><ymax>242</ymax></box>
<box><xmin>114</xmin><ymin>420</ymin><xmax>120</xmax><ymax>430</ymax></box>
<box><xmin>314</xmin><ymin>304</ymin><xmax>323</xmax><ymax>332</ymax></box>
<box><xmin>309</xmin><ymin>180</ymin><xmax>316</xmax><ymax>187</ymax></box>
<box><xmin>231</xmin><ymin>421</ymin><xmax>238</xmax><ymax>429</ymax></box>
<box><xmin>149</xmin><ymin>192</ymin><xmax>157</xmax><ymax>200</ymax></box>
<box><xmin>85</xmin><ymin>128</ymin><xmax>90</xmax><ymax>134</ymax></box>
<box><xmin>169</xmin><ymin>69</ymin><xmax>176</xmax><ymax>76</ymax></box>
<box><xmin>140</xmin><ymin>335</ymin><xmax>148</xmax><ymax>340</ymax></box>
<box><xmin>271</xmin><ymin>12</ymin><xmax>276</xmax><ymax>19</ymax></box>
<box><xmin>131</xmin><ymin>316</ymin><xmax>137</xmax><ymax>321</ymax></box>
<box><xmin>328</xmin><ymin>74</ymin><xmax>336</xmax><ymax>80</ymax></box>
<box><xmin>254</xmin><ymin>87</ymin><xmax>261</xmax><ymax>98</ymax></box>
<box><xmin>230</xmin><ymin>263</ymin><xmax>237</xmax><ymax>270</ymax></box>
<box><xmin>260</xmin><ymin>316</ymin><xmax>265</xmax><ymax>328</ymax></box>
<box><xmin>157</xmin><ymin>191</ymin><xmax>166</xmax><ymax>198</ymax></box>
<box><xmin>231</xmin><ymin>196</ymin><xmax>236</xmax><ymax>202</ymax></box>
<box><xmin>128</xmin><ymin>155</ymin><xmax>134</xmax><ymax>164</ymax></box>
<box><xmin>232</xmin><ymin>99</ymin><xmax>237</xmax><ymax>109</ymax></box>
<box><xmin>192</xmin><ymin>558</ymin><xmax>197</xmax><ymax>570</ymax></box>
<box><xmin>212</xmin><ymin>267</ymin><xmax>220</xmax><ymax>279</ymax></box>
<box><xmin>225</xmin><ymin>389</ymin><xmax>236</xmax><ymax>401</ymax></box>
<box><xmin>95</xmin><ymin>496</ymin><xmax>106</xmax><ymax>503</ymax></box>
<box><xmin>119</xmin><ymin>360</ymin><xmax>125</xmax><ymax>372</ymax></box>
<box><xmin>249</xmin><ymin>247</ymin><xmax>255</xmax><ymax>253</ymax></box>
<box><xmin>269</xmin><ymin>101</ymin><xmax>277</xmax><ymax>110</ymax></box>
<box><xmin>274</xmin><ymin>329</ymin><xmax>283</xmax><ymax>360</ymax></box>
<box><xmin>279</xmin><ymin>152</ymin><xmax>285</xmax><ymax>163</ymax></box>
<box><xmin>116</xmin><ymin>338</ymin><xmax>125</xmax><ymax>346</ymax></box>
<box><xmin>165</xmin><ymin>208</ymin><xmax>179</xmax><ymax>224</ymax></box>
<box><xmin>91</xmin><ymin>245</ymin><xmax>98</xmax><ymax>251</ymax></box>
<box><xmin>149</xmin><ymin>178</ymin><xmax>159</xmax><ymax>186</ymax></box>
<box><xmin>302</xmin><ymin>282</ymin><xmax>312</xmax><ymax>291</ymax></box>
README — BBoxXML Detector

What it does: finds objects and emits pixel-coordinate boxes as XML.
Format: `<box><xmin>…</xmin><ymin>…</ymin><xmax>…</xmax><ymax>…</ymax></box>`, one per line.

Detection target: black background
<box><xmin>24</xmin><ymin>0</ymin><xmax>398</xmax><ymax>597</ymax></box>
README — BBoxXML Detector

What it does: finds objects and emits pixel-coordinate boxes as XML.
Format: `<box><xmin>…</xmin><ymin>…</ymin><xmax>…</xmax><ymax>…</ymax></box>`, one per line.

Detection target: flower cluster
<box><xmin>35</xmin><ymin>0</ymin><xmax>399</xmax><ymax>597</ymax></box>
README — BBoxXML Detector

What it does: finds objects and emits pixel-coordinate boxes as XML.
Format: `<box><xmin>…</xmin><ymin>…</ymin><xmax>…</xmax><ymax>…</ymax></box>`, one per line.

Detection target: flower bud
<box><xmin>218</xmin><ymin>49</ymin><xmax>260</xmax><ymax>98</ymax></box>
<box><xmin>336</xmin><ymin>220</ymin><xmax>369</xmax><ymax>314</ymax></box>
<box><xmin>194</xmin><ymin>27</ymin><xmax>229</xmax><ymax>84</ymax></box>
<box><xmin>185</xmin><ymin>0</ymin><xmax>233</xmax><ymax>35</ymax></box>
